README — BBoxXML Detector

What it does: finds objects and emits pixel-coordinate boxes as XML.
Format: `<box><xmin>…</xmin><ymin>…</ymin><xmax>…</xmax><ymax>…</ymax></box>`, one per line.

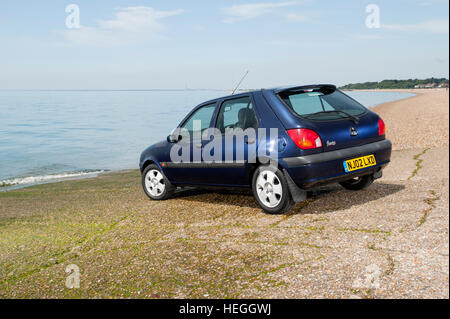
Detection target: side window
<box><xmin>216</xmin><ymin>97</ymin><xmax>257</xmax><ymax>134</ymax></box>
<box><xmin>181</xmin><ymin>103</ymin><xmax>216</xmax><ymax>137</ymax></box>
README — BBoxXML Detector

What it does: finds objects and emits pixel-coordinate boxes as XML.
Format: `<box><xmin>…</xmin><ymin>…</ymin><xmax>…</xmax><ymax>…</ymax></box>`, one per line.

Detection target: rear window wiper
<box><xmin>303</xmin><ymin>110</ymin><xmax>360</xmax><ymax>123</ymax></box>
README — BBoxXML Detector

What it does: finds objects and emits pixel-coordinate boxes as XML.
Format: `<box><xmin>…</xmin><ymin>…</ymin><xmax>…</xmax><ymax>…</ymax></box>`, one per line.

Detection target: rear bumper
<box><xmin>281</xmin><ymin>139</ymin><xmax>392</xmax><ymax>189</ymax></box>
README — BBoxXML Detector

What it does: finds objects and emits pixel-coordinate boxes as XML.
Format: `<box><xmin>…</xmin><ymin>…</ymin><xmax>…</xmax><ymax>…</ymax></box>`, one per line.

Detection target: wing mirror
<box><xmin>167</xmin><ymin>134</ymin><xmax>181</xmax><ymax>143</ymax></box>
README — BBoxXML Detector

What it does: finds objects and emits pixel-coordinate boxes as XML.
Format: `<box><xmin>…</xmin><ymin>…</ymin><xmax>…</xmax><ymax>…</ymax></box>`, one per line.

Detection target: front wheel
<box><xmin>339</xmin><ymin>174</ymin><xmax>374</xmax><ymax>190</ymax></box>
<box><xmin>252</xmin><ymin>166</ymin><xmax>294</xmax><ymax>214</ymax></box>
<box><xmin>142</xmin><ymin>164</ymin><xmax>175</xmax><ymax>200</ymax></box>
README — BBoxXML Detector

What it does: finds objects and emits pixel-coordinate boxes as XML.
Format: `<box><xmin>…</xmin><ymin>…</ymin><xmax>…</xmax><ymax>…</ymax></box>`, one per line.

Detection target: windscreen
<box><xmin>279</xmin><ymin>87</ymin><xmax>367</xmax><ymax>121</ymax></box>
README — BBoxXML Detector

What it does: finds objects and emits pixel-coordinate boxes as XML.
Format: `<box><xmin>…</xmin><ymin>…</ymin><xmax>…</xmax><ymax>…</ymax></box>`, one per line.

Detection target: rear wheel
<box><xmin>142</xmin><ymin>164</ymin><xmax>175</xmax><ymax>200</ymax></box>
<box><xmin>339</xmin><ymin>174</ymin><xmax>374</xmax><ymax>190</ymax></box>
<box><xmin>252</xmin><ymin>166</ymin><xmax>294</xmax><ymax>214</ymax></box>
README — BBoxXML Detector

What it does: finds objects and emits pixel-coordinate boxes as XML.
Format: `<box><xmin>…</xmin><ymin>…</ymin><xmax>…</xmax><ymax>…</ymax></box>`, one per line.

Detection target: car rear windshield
<box><xmin>278</xmin><ymin>87</ymin><xmax>367</xmax><ymax>121</ymax></box>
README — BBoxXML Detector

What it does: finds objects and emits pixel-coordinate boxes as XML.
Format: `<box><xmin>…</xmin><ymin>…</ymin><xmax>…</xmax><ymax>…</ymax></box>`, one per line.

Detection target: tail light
<box><xmin>287</xmin><ymin>128</ymin><xmax>322</xmax><ymax>150</ymax></box>
<box><xmin>378</xmin><ymin>118</ymin><xmax>386</xmax><ymax>136</ymax></box>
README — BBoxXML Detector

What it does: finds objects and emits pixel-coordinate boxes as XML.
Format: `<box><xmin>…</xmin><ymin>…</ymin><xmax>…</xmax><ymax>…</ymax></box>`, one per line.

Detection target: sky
<box><xmin>0</xmin><ymin>0</ymin><xmax>448</xmax><ymax>89</ymax></box>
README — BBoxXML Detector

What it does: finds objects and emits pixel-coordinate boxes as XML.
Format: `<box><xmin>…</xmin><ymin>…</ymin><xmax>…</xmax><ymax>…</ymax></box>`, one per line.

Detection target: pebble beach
<box><xmin>0</xmin><ymin>88</ymin><xmax>448</xmax><ymax>298</ymax></box>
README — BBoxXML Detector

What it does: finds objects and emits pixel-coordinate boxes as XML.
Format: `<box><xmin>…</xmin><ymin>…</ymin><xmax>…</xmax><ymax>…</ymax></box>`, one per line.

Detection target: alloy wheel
<box><xmin>144</xmin><ymin>169</ymin><xmax>165</xmax><ymax>197</ymax></box>
<box><xmin>256</xmin><ymin>170</ymin><xmax>283</xmax><ymax>208</ymax></box>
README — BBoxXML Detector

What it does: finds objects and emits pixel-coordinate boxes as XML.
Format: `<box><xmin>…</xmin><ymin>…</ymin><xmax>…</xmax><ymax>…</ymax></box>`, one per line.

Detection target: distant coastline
<box><xmin>340</xmin><ymin>77</ymin><xmax>448</xmax><ymax>90</ymax></box>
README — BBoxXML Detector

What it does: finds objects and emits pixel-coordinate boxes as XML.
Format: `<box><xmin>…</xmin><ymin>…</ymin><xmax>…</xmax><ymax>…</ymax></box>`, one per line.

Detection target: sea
<box><xmin>0</xmin><ymin>89</ymin><xmax>415</xmax><ymax>190</ymax></box>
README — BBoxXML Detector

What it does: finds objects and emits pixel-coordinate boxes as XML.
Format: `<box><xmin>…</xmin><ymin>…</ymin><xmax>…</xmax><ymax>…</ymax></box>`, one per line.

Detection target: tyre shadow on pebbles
<box><xmin>168</xmin><ymin>182</ymin><xmax>406</xmax><ymax>214</ymax></box>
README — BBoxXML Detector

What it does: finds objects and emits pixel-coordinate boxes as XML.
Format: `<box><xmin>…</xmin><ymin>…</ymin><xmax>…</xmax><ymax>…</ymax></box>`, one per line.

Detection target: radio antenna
<box><xmin>232</xmin><ymin>70</ymin><xmax>249</xmax><ymax>95</ymax></box>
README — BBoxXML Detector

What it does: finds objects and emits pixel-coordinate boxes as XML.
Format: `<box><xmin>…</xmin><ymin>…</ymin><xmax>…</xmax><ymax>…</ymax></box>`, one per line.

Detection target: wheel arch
<box><xmin>247</xmin><ymin>157</ymin><xmax>287</xmax><ymax>186</ymax></box>
<box><xmin>140</xmin><ymin>158</ymin><xmax>164</xmax><ymax>174</ymax></box>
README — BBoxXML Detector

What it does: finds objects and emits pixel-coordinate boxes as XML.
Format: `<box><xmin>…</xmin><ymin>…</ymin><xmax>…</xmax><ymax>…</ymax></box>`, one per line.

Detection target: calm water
<box><xmin>0</xmin><ymin>89</ymin><xmax>414</xmax><ymax>189</ymax></box>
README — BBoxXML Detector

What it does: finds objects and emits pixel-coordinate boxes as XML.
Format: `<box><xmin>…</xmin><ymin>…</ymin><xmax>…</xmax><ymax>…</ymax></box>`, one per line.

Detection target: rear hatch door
<box><xmin>263</xmin><ymin>86</ymin><xmax>383</xmax><ymax>153</ymax></box>
<box><xmin>303</xmin><ymin>112</ymin><xmax>381</xmax><ymax>152</ymax></box>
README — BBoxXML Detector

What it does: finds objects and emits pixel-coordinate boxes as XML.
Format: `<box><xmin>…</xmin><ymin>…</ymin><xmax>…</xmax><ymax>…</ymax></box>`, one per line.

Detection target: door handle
<box><xmin>194</xmin><ymin>143</ymin><xmax>202</xmax><ymax>148</ymax></box>
<box><xmin>245</xmin><ymin>137</ymin><xmax>256</xmax><ymax>144</ymax></box>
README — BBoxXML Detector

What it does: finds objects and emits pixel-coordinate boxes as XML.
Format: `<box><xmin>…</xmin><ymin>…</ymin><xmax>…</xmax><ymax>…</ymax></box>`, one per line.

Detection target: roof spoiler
<box><xmin>274</xmin><ymin>84</ymin><xmax>336</xmax><ymax>94</ymax></box>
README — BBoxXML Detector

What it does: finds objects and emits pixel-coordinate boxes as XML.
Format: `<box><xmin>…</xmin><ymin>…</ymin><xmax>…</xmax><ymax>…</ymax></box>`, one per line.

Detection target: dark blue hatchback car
<box><xmin>139</xmin><ymin>84</ymin><xmax>391</xmax><ymax>214</ymax></box>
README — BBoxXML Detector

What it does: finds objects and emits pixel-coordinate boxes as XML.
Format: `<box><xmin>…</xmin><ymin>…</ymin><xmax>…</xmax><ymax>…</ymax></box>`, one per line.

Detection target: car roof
<box><xmin>199</xmin><ymin>90</ymin><xmax>256</xmax><ymax>105</ymax></box>
<box><xmin>199</xmin><ymin>84</ymin><xmax>337</xmax><ymax>105</ymax></box>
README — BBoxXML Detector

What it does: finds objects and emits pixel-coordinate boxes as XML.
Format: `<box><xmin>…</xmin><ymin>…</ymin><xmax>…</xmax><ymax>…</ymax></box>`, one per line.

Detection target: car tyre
<box><xmin>252</xmin><ymin>165</ymin><xmax>294</xmax><ymax>214</ymax></box>
<box><xmin>339</xmin><ymin>174</ymin><xmax>374</xmax><ymax>190</ymax></box>
<box><xmin>142</xmin><ymin>164</ymin><xmax>175</xmax><ymax>200</ymax></box>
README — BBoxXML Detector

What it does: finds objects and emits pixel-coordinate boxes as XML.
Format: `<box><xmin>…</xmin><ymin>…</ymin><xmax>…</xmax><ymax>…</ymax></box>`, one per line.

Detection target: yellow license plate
<box><xmin>343</xmin><ymin>155</ymin><xmax>376</xmax><ymax>172</ymax></box>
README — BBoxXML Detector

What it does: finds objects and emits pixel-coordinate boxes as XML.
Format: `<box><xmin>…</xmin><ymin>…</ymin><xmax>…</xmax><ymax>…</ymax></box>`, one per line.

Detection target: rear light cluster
<box><xmin>378</xmin><ymin>118</ymin><xmax>386</xmax><ymax>136</ymax></box>
<box><xmin>287</xmin><ymin>128</ymin><xmax>322</xmax><ymax>150</ymax></box>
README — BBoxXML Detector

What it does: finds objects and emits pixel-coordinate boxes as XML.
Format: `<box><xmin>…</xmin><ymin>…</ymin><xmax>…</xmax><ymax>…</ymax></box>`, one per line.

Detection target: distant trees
<box><xmin>340</xmin><ymin>78</ymin><xmax>449</xmax><ymax>89</ymax></box>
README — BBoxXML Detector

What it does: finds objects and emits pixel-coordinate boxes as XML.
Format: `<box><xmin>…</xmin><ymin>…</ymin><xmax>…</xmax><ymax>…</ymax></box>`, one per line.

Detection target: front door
<box><xmin>165</xmin><ymin>102</ymin><xmax>217</xmax><ymax>184</ymax></box>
